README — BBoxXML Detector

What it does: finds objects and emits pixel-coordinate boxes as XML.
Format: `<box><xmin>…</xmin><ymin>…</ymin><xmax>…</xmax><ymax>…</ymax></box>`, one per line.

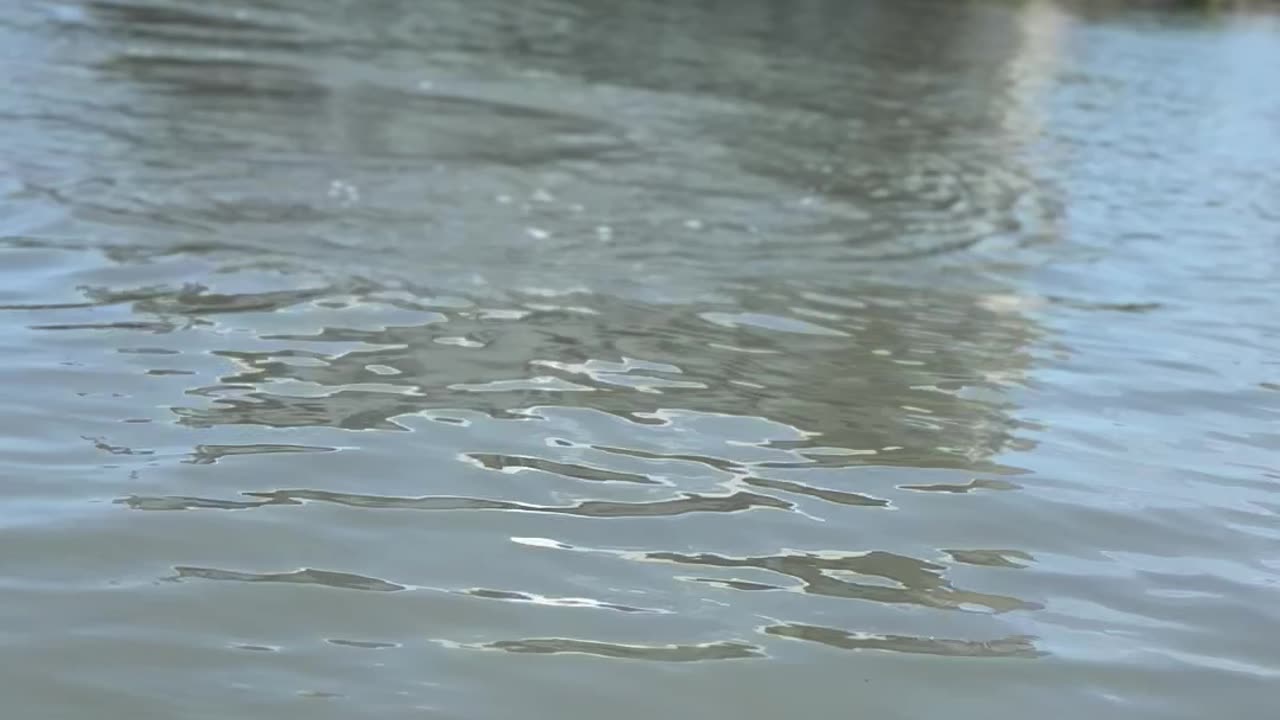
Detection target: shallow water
<box><xmin>2</xmin><ymin>0</ymin><xmax>1279</xmax><ymax>717</ymax></box>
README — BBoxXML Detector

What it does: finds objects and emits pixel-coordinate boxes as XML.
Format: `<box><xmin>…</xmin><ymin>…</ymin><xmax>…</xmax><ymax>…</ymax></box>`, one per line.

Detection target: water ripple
<box><xmin>186</xmin><ymin>443</ymin><xmax>337</xmax><ymax>465</ymax></box>
<box><xmin>764</xmin><ymin>623</ymin><xmax>1044</xmax><ymax>658</ymax></box>
<box><xmin>6</xmin><ymin>0</ymin><xmax>1280</xmax><ymax>715</ymax></box>
<box><xmin>742</xmin><ymin>476</ymin><xmax>890</xmax><ymax>508</ymax></box>
<box><xmin>459</xmin><ymin>588</ymin><xmax>658</xmax><ymax>614</ymax></box>
<box><xmin>171</xmin><ymin>566</ymin><xmax>405</xmax><ymax>592</ymax></box>
<box><xmin>465</xmin><ymin>638</ymin><xmax>764</xmax><ymax>662</ymax></box>
<box><xmin>646</xmin><ymin>550</ymin><xmax>1040</xmax><ymax>613</ymax></box>
<box><xmin>234</xmin><ymin>488</ymin><xmax>795</xmax><ymax>518</ymax></box>
<box><xmin>463</xmin><ymin>453</ymin><xmax>663</xmax><ymax>485</ymax></box>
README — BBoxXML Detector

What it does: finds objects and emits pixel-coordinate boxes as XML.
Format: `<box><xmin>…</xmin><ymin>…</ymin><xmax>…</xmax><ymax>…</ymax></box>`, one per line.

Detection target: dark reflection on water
<box><xmin>901</xmin><ymin>478</ymin><xmax>1023</xmax><ymax>494</ymax></box>
<box><xmin>464</xmin><ymin>452</ymin><xmax>663</xmax><ymax>485</ymax></box>
<box><xmin>647</xmin><ymin>549</ymin><xmax>1040</xmax><ymax>613</ymax></box>
<box><xmin>185</xmin><ymin>443</ymin><xmax>337</xmax><ymax>465</ymax></box>
<box><xmin>326</xmin><ymin>639</ymin><xmax>399</xmax><ymax>650</ymax></box>
<box><xmin>741</xmin><ymin>476</ymin><xmax>890</xmax><ymax>508</ymax></box>
<box><xmin>764</xmin><ymin>623</ymin><xmax>1044</xmax><ymax>659</ymax></box>
<box><xmin>476</xmin><ymin>638</ymin><xmax>765</xmax><ymax>662</ymax></box>
<box><xmin>118</xmin><ymin>493</ymin><xmax>299</xmax><ymax>511</ymax></box>
<box><xmin>243</xmin><ymin>487</ymin><xmax>796</xmax><ymax>518</ymax></box>
<box><xmin>172</xmin><ymin>566</ymin><xmax>406</xmax><ymax>592</ymax></box>
<box><xmin>126</xmin><ymin>282</ymin><xmax>1037</xmax><ymax>472</ymax></box>
<box><xmin>3</xmin><ymin>0</ymin><xmax>1280</xmax><ymax>718</ymax></box>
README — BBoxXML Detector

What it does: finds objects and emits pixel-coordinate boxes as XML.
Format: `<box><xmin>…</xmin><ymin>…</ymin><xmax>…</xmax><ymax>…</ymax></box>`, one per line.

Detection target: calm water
<box><xmin>2</xmin><ymin>0</ymin><xmax>1279</xmax><ymax>717</ymax></box>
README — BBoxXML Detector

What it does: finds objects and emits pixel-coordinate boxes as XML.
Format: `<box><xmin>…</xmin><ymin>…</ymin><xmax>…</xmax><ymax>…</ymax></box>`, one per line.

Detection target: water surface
<box><xmin>2</xmin><ymin>1</ymin><xmax>1279</xmax><ymax>718</ymax></box>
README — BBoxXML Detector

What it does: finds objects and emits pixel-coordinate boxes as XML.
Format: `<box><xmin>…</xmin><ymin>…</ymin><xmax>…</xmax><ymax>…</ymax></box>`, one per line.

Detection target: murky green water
<box><xmin>3</xmin><ymin>1</ymin><xmax>1278</xmax><ymax>717</ymax></box>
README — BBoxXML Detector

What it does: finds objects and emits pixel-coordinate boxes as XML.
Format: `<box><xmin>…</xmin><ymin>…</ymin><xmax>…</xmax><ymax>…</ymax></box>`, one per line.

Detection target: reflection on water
<box><xmin>764</xmin><ymin>623</ymin><xmax>1044</xmax><ymax>659</ymax></box>
<box><xmin>172</xmin><ymin>566</ymin><xmax>407</xmax><ymax>592</ymax></box>
<box><xmin>644</xmin><ymin>548</ymin><xmax>1040</xmax><ymax>613</ymax></box>
<box><xmin>473</xmin><ymin>638</ymin><xmax>765</xmax><ymax>662</ymax></box>
<box><xmin>8</xmin><ymin>0</ymin><xmax>1066</xmax><ymax>281</ymax></box>
<box><xmin>3</xmin><ymin>0</ymin><xmax>1279</xmax><ymax>718</ymax></box>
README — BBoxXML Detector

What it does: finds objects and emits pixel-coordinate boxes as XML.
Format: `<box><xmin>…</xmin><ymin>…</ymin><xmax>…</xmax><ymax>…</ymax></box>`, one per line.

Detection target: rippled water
<box><xmin>3</xmin><ymin>1</ymin><xmax>1279</xmax><ymax>717</ymax></box>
